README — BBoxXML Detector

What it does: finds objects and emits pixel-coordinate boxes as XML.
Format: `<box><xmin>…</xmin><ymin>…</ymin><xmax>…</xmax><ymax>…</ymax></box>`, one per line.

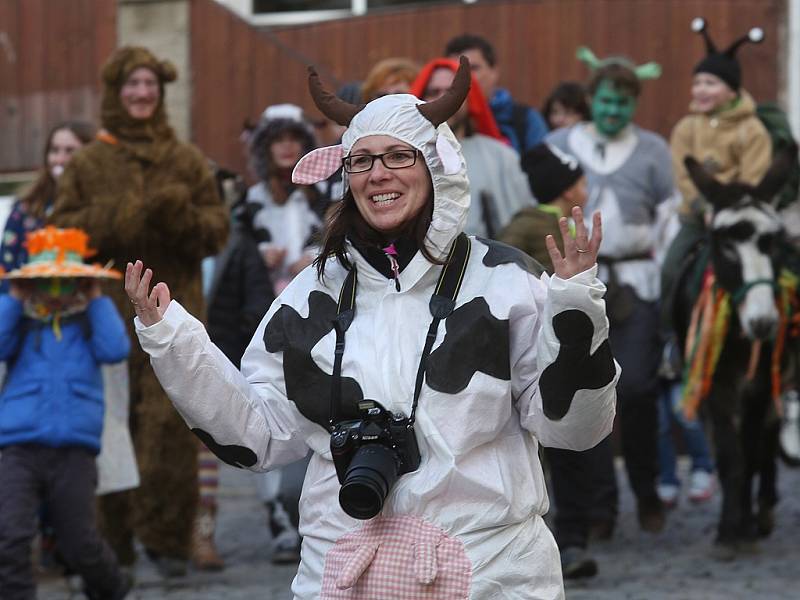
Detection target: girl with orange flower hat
<box><xmin>0</xmin><ymin>227</ymin><xmax>133</xmax><ymax>600</ymax></box>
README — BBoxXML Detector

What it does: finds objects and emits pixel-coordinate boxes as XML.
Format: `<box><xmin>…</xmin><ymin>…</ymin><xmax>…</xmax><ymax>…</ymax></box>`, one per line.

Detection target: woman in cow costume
<box><xmin>125</xmin><ymin>58</ymin><xmax>619</xmax><ymax>599</ymax></box>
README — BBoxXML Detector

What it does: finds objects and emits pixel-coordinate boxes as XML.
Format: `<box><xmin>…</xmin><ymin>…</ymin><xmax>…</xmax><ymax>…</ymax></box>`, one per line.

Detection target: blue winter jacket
<box><xmin>0</xmin><ymin>294</ymin><xmax>130</xmax><ymax>453</ymax></box>
<box><xmin>490</xmin><ymin>88</ymin><xmax>549</xmax><ymax>154</ymax></box>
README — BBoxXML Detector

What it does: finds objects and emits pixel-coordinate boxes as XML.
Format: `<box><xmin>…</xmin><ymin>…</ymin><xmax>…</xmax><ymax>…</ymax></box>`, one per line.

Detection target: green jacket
<box><xmin>498</xmin><ymin>205</ymin><xmax>565</xmax><ymax>274</ymax></box>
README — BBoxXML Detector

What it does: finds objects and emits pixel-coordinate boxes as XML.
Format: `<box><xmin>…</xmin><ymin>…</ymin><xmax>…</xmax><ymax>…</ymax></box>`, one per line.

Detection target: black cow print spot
<box><xmin>427</xmin><ymin>297</ymin><xmax>510</xmax><ymax>393</ymax></box>
<box><xmin>264</xmin><ymin>291</ymin><xmax>363</xmax><ymax>428</ymax></box>
<box><xmin>192</xmin><ymin>428</ymin><xmax>257</xmax><ymax>468</ymax></box>
<box><xmin>539</xmin><ymin>310</ymin><xmax>615</xmax><ymax>420</ymax></box>
<box><xmin>477</xmin><ymin>237</ymin><xmax>545</xmax><ymax>277</ymax></box>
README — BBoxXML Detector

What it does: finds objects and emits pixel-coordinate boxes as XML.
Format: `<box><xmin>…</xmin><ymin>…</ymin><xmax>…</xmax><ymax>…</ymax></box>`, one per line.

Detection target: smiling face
<box><xmin>348</xmin><ymin>135</ymin><xmax>432</xmax><ymax>238</ymax></box>
<box><xmin>47</xmin><ymin>129</ymin><xmax>84</xmax><ymax>178</ymax></box>
<box><xmin>591</xmin><ymin>79</ymin><xmax>637</xmax><ymax>138</ymax></box>
<box><xmin>119</xmin><ymin>67</ymin><xmax>160</xmax><ymax>120</ymax></box>
<box><xmin>691</xmin><ymin>72</ymin><xmax>737</xmax><ymax>114</ymax></box>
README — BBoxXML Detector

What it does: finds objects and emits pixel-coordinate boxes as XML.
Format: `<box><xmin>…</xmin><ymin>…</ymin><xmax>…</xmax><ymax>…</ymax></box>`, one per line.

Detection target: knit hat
<box><xmin>0</xmin><ymin>227</ymin><xmax>121</xmax><ymax>280</ymax></box>
<box><xmin>521</xmin><ymin>143</ymin><xmax>583</xmax><ymax>204</ymax></box>
<box><xmin>691</xmin><ymin>18</ymin><xmax>764</xmax><ymax>91</ymax></box>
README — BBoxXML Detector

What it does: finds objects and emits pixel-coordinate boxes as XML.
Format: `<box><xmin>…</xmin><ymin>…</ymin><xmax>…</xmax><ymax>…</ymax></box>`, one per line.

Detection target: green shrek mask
<box><xmin>576</xmin><ymin>46</ymin><xmax>661</xmax><ymax>138</ymax></box>
<box><xmin>591</xmin><ymin>80</ymin><xmax>637</xmax><ymax>138</ymax></box>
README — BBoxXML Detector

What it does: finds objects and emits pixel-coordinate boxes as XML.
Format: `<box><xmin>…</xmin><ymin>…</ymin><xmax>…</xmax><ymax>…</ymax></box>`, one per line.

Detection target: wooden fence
<box><xmin>0</xmin><ymin>0</ymin><xmax>785</xmax><ymax>176</ymax></box>
<box><xmin>191</xmin><ymin>0</ymin><xmax>783</xmax><ymax>177</ymax></box>
<box><xmin>0</xmin><ymin>0</ymin><xmax>116</xmax><ymax>172</ymax></box>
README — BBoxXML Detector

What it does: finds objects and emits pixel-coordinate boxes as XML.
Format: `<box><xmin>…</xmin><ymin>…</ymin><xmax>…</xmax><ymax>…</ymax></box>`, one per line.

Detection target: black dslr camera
<box><xmin>330</xmin><ymin>400</ymin><xmax>421</xmax><ymax>519</ymax></box>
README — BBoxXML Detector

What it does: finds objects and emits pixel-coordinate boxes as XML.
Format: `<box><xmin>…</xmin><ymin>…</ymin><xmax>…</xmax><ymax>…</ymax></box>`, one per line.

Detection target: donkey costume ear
<box><xmin>753</xmin><ymin>143</ymin><xmax>799</xmax><ymax>204</ymax></box>
<box><xmin>684</xmin><ymin>156</ymin><xmax>730</xmax><ymax>208</ymax></box>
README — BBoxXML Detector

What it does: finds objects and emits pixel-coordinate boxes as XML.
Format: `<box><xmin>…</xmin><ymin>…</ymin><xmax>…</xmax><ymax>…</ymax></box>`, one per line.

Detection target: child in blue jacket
<box><xmin>0</xmin><ymin>227</ymin><xmax>132</xmax><ymax>600</ymax></box>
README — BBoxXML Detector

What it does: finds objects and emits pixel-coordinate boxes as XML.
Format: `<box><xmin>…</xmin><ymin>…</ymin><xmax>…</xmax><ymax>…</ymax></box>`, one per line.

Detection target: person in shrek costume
<box><xmin>546</xmin><ymin>48</ymin><xmax>677</xmax><ymax>558</ymax></box>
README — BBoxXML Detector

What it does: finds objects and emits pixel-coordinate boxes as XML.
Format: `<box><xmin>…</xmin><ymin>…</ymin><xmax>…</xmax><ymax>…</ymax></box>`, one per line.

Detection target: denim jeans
<box><xmin>658</xmin><ymin>380</ymin><xmax>715</xmax><ymax>485</ymax></box>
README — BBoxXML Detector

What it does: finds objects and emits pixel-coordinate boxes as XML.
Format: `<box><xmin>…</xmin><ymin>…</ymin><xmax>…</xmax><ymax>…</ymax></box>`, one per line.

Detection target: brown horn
<box><xmin>417</xmin><ymin>55</ymin><xmax>472</xmax><ymax>127</ymax></box>
<box><xmin>308</xmin><ymin>65</ymin><xmax>364</xmax><ymax>127</ymax></box>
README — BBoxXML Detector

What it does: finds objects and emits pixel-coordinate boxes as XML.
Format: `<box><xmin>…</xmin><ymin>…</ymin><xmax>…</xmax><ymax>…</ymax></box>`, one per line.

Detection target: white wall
<box><xmin>788</xmin><ymin>0</ymin><xmax>800</xmax><ymax>138</ymax></box>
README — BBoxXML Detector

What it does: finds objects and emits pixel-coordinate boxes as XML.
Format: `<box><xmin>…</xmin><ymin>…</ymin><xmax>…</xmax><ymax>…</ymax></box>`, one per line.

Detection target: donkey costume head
<box><xmin>684</xmin><ymin>146</ymin><xmax>798</xmax><ymax>339</ymax></box>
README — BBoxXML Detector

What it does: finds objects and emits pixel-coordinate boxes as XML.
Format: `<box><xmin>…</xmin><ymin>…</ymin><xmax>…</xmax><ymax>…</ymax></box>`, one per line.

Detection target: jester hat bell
<box><xmin>0</xmin><ymin>227</ymin><xmax>121</xmax><ymax>280</ymax></box>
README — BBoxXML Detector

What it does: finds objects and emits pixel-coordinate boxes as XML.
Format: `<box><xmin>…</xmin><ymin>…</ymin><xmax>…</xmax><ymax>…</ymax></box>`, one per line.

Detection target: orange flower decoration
<box><xmin>1</xmin><ymin>226</ymin><xmax>119</xmax><ymax>280</ymax></box>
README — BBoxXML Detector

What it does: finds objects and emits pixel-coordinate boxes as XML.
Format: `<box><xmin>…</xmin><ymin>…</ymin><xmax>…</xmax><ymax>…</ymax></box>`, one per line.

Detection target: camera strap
<box><xmin>330</xmin><ymin>234</ymin><xmax>471</xmax><ymax>430</ymax></box>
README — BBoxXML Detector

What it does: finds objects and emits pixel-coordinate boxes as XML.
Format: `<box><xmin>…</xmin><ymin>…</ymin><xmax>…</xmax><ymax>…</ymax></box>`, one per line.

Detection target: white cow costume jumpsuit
<box><xmin>133</xmin><ymin>68</ymin><xmax>620</xmax><ymax>599</ymax></box>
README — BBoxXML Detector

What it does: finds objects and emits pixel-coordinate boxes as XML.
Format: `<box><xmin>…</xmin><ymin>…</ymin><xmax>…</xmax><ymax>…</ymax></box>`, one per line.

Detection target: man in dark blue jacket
<box><xmin>446</xmin><ymin>33</ymin><xmax>549</xmax><ymax>154</ymax></box>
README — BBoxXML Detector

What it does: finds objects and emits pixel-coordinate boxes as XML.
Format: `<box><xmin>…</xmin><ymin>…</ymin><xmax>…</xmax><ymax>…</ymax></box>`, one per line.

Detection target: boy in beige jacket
<box><xmin>662</xmin><ymin>18</ymin><xmax>771</xmax><ymax>316</ymax></box>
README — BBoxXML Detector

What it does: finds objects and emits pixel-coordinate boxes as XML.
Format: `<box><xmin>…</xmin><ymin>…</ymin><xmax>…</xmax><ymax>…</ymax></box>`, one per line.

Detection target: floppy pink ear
<box><xmin>292</xmin><ymin>145</ymin><xmax>345</xmax><ymax>184</ymax></box>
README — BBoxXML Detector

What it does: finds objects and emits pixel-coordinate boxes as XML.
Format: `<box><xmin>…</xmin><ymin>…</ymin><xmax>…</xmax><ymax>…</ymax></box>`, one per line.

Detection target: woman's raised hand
<box><xmin>125</xmin><ymin>260</ymin><xmax>171</xmax><ymax>327</ymax></box>
<box><xmin>546</xmin><ymin>206</ymin><xmax>602</xmax><ymax>280</ymax></box>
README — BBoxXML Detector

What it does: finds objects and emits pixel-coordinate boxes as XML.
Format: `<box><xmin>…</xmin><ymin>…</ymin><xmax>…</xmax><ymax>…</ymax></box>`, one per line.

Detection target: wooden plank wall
<box><xmin>0</xmin><ymin>0</ymin><xmax>116</xmax><ymax>172</ymax></box>
<box><xmin>191</xmin><ymin>0</ymin><xmax>782</xmax><ymax>177</ymax></box>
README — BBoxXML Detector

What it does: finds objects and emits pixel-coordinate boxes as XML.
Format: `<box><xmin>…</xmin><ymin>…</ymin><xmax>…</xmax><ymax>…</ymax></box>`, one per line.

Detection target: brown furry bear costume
<box><xmin>51</xmin><ymin>46</ymin><xmax>229</xmax><ymax>565</ymax></box>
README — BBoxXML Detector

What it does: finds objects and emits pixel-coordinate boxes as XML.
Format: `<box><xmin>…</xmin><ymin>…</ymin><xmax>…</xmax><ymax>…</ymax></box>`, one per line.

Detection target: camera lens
<box><xmin>339</xmin><ymin>444</ymin><xmax>399</xmax><ymax>519</ymax></box>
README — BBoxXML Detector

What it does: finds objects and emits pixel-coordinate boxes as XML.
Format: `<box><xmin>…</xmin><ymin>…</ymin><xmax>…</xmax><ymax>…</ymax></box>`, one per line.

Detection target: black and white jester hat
<box><xmin>691</xmin><ymin>18</ymin><xmax>764</xmax><ymax>91</ymax></box>
<box><xmin>292</xmin><ymin>57</ymin><xmax>471</xmax><ymax>260</ymax></box>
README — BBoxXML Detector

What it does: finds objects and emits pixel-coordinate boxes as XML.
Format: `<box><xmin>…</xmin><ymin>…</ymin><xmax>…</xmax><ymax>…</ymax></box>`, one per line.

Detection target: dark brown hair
<box><xmin>22</xmin><ymin>121</ymin><xmax>96</xmax><ymax>220</ymax></box>
<box><xmin>587</xmin><ymin>64</ymin><xmax>641</xmax><ymax>98</ymax></box>
<box><xmin>542</xmin><ymin>81</ymin><xmax>591</xmax><ymax>128</ymax></box>
<box><xmin>444</xmin><ymin>34</ymin><xmax>497</xmax><ymax>67</ymax></box>
<box><xmin>314</xmin><ymin>185</ymin><xmax>441</xmax><ymax>279</ymax></box>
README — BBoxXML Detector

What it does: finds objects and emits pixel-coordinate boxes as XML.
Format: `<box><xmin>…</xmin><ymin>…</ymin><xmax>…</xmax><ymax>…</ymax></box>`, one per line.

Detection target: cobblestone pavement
<box><xmin>40</xmin><ymin>458</ymin><xmax>800</xmax><ymax>599</ymax></box>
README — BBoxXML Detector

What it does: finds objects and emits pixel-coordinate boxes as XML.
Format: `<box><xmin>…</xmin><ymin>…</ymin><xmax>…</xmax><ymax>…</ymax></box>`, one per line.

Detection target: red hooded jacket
<box><xmin>410</xmin><ymin>58</ymin><xmax>507</xmax><ymax>144</ymax></box>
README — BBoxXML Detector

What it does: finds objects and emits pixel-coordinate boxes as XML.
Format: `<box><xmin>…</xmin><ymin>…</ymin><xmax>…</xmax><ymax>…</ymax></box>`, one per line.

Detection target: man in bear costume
<box><xmin>51</xmin><ymin>46</ymin><xmax>229</xmax><ymax>573</ymax></box>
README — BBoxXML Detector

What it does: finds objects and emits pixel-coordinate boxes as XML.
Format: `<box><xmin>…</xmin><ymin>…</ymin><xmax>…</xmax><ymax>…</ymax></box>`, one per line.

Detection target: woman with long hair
<box><xmin>1</xmin><ymin>121</ymin><xmax>95</xmax><ymax>291</ymax></box>
<box><xmin>124</xmin><ymin>59</ymin><xmax>618</xmax><ymax>599</ymax></box>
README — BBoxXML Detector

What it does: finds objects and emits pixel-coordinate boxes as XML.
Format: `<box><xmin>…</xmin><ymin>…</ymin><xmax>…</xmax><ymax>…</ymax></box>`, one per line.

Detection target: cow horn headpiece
<box><xmin>416</xmin><ymin>55</ymin><xmax>471</xmax><ymax>126</ymax></box>
<box><xmin>293</xmin><ymin>56</ymin><xmax>471</xmax><ymax>186</ymax></box>
<box><xmin>308</xmin><ymin>56</ymin><xmax>471</xmax><ymax>128</ymax></box>
<box><xmin>308</xmin><ymin>67</ymin><xmax>365</xmax><ymax>127</ymax></box>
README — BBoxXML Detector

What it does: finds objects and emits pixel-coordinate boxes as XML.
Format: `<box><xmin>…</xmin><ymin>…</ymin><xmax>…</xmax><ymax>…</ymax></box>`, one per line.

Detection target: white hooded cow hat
<box><xmin>292</xmin><ymin>57</ymin><xmax>472</xmax><ymax>260</ymax></box>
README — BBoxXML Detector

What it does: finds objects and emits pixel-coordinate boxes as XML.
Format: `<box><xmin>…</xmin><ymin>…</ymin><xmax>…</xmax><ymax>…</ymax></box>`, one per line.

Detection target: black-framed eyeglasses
<box><xmin>342</xmin><ymin>149</ymin><xmax>419</xmax><ymax>174</ymax></box>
